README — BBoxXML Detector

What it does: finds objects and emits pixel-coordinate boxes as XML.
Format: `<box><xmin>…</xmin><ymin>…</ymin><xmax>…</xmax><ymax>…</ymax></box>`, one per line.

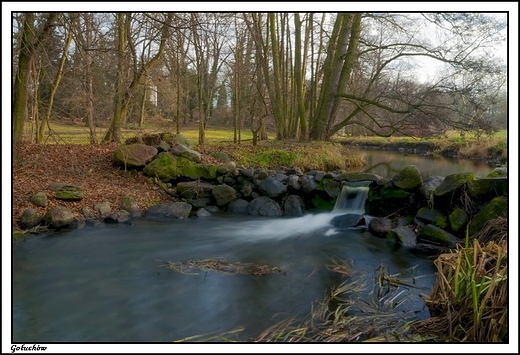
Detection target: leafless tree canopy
<box><xmin>12</xmin><ymin>12</ymin><xmax>507</xmax><ymax>144</ymax></box>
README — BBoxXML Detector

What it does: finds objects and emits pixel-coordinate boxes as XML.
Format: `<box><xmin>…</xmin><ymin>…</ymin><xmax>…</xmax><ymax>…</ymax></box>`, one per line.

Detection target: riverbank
<box><xmin>338</xmin><ymin>133</ymin><xmax>507</xmax><ymax>165</ymax></box>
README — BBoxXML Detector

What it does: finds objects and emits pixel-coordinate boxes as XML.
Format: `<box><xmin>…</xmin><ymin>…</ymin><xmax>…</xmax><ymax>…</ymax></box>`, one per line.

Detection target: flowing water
<box><xmin>13</xmin><ymin>185</ymin><xmax>437</xmax><ymax>342</ymax></box>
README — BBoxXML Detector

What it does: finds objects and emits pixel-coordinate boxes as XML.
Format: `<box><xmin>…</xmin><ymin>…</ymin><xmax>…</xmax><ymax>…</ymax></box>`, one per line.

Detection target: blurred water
<box><xmin>13</xmin><ymin>215</ymin><xmax>436</xmax><ymax>342</ymax></box>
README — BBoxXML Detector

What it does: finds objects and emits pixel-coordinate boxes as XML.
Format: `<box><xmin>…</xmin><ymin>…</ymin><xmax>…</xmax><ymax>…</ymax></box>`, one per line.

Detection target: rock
<box><xmin>114</xmin><ymin>143</ymin><xmax>158</xmax><ymax>168</ymax></box>
<box><xmin>196</xmin><ymin>208</ymin><xmax>212</xmax><ymax>217</ymax></box>
<box><xmin>241</xmin><ymin>168</ymin><xmax>255</xmax><ymax>178</ymax></box>
<box><xmin>29</xmin><ymin>192</ymin><xmax>48</xmax><ymax>207</ymax></box>
<box><xmin>415</xmin><ymin>207</ymin><xmax>447</xmax><ymax>229</ymax></box>
<box><xmin>212</xmin><ymin>151</ymin><xmax>232</xmax><ymax>163</ymax></box>
<box><xmin>318</xmin><ymin>177</ymin><xmax>341</xmax><ymax>198</ymax></box>
<box><xmin>82</xmin><ymin>207</ymin><xmax>95</xmax><ymax>220</ymax></box>
<box><xmin>434</xmin><ymin>172</ymin><xmax>475</xmax><ymax>197</ymax></box>
<box><xmin>299</xmin><ymin>175</ymin><xmax>317</xmax><ymax>193</ymax></box>
<box><xmin>449</xmin><ymin>207</ymin><xmax>468</xmax><ymax>233</ymax></box>
<box><xmin>486</xmin><ymin>167</ymin><xmax>507</xmax><ymax>178</ymax></box>
<box><xmin>143</xmin><ymin>152</ymin><xmax>179</xmax><ymax>181</ymax></box>
<box><xmin>145</xmin><ymin>202</ymin><xmax>192</xmax><ymax>219</ymax></box>
<box><xmin>259</xmin><ymin>177</ymin><xmax>287</xmax><ymax>198</ymax></box>
<box><xmin>94</xmin><ymin>201</ymin><xmax>112</xmax><ymax>218</ymax></box>
<box><xmin>171</xmin><ymin>144</ymin><xmax>202</xmax><ymax>162</ymax></box>
<box><xmin>156</xmin><ymin>140</ymin><xmax>171</xmax><ymax>152</ymax></box>
<box><xmin>418</xmin><ymin>224</ymin><xmax>459</xmax><ymax>247</ymax></box>
<box><xmin>274</xmin><ymin>172</ymin><xmax>288</xmax><ymax>182</ymax></box>
<box><xmin>468</xmin><ymin>196</ymin><xmax>507</xmax><ymax>236</ymax></box>
<box><xmin>392</xmin><ymin>165</ymin><xmax>423</xmax><ymax>191</ymax></box>
<box><xmin>218</xmin><ymin>161</ymin><xmax>239</xmax><ymax>176</ymax></box>
<box><xmin>205</xmin><ymin>206</ymin><xmax>219</xmax><ymax>213</ymax></box>
<box><xmin>420</xmin><ymin>176</ymin><xmax>445</xmax><ymax>199</ymax></box>
<box><xmin>283</xmin><ymin>195</ymin><xmax>306</xmax><ymax>217</ymax></box>
<box><xmin>286</xmin><ymin>175</ymin><xmax>301</xmax><ymax>190</ymax></box>
<box><xmin>467</xmin><ymin>177</ymin><xmax>508</xmax><ymax>201</ymax></box>
<box><xmin>331</xmin><ymin>213</ymin><xmax>365</xmax><ymax>228</ymax></box>
<box><xmin>43</xmin><ymin>206</ymin><xmax>74</xmax><ymax>228</ymax></box>
<box><xmin>227</xmin><ymin>199</ymin><xmax>249</xmax><ymax>214</ymax></box>
<box><xmin>256</xmin><ymin>168</ymin><xmax>269</xmax><ymax>180</ymax></box>
<box><xmin>55</xmin><ymin>185</ymin><xmax>83</xmax><ymax>201</ymax></box>
<box><xmin>388</xmin><ymin>226</ymin><xmax>417</xmax><ymax>248</ymax></box>
<box><xmin>176</xmin><ymin>181</ymin><xmax>215</xmax><ymax>200</ymax></box>
<box><xmin>246</xmin><ymin>196</ymin><xmax>283</xmax><ymax>217</ymax></box>
<box><xmin>212</xmin><ymin>184</ymin><xmax>238</xmax><ymax>206</ymax></box>
<box><xmin>20</xmin><ymin>208</ymin><xmax>41</xmax><ymax>229</ymax></box>
<box><xmin>368</xmin><ymin>217</ymin><xmax>393</xmax><ymax>236</ymax></box>
<box><xmin>105</xmin><ymin>210</ymin><xmax>131</xmax><ymax>224</ymax></box>
<box><xmin>120</xmin><ymin>195</ymin><xmax>142</xmax><ymax>217</ymax></box>
<box><xmin>189</xmin><ymin>198</ymin><xmax>212</xmax><ymax>208</ymax></box>
<box><xmin>240</xmin><ymin>184</ymin><xmax>254</xmax><ymax>198</ymax></box>
<box><xmin>335</xmin><ymin>171</ymin><xmax>387</xmax><ymax>185</ymax></box>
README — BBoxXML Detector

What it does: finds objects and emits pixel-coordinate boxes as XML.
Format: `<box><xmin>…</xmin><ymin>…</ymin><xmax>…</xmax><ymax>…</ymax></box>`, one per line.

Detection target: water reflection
<box><xmin>348</xmin><ymin>148</ymin><xmax>494</xmax><ymax>178</ymax></box>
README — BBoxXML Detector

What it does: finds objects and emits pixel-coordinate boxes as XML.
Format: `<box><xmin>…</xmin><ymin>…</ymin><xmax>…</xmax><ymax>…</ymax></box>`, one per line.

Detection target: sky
<box><xmin>2</xmin><ymin>3</ymin><xmax>518</xmax><ymax>354</ymax></box>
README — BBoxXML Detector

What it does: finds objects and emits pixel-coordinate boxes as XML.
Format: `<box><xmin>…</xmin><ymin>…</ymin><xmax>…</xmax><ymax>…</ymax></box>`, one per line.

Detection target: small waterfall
<box><xmin>332</xmin><ymin>181</ymin><xmax>371</xmax><ymax>215</ymax></box>
<box><xmin>224</xmin><ymin>181</ymin><xmax>372</xmax><ymax>240</ymax></box>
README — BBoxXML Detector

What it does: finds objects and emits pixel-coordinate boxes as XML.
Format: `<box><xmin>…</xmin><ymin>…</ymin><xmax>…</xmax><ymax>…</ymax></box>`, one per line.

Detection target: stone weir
<box><xmin>20</xmin><ymin>142</ymin><xmax>508</xmax><ymax>254</ymax></box>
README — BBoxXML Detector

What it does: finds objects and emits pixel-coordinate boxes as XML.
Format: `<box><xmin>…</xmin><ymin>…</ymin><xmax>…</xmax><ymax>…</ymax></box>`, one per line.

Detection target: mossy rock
<box><xmin>434</xmin><ymin>172</ymin><xmax>475</xmax><ymax>197</ymax></box>
<box><xmin>309</xmin><ymin>193</ymin><xmax>335</xmax><ymax>211</ymax></box>
<box><xmin>143</xmin><ymin>152</ymin><xmax>181</xmax><ymax>181</ymax></box>
<box><xmin>392</xmin><ymin>165</ymin><xmax>423</xmax><ymax>191</ymax></box>
<box><xmin>43</xmin><ymin>206</ymin><xmax>74</xmax><ymax>228</ymax></box>
<box><xmin>55</xmin><ymin>185</ymin><xmax>83</xmax><ymax>201</ymax></box>
<box><xmin>316</xmin><ymin>177</ymin><xmax>341</xmax><ymax>198</ymax></box>
<box><xmin>467</xmin><ymin>177</ymin><xmax>508</xmax><ymax>200</ymax></box>
<box><xmin>486</xmin><ymin>167</ymin><xmax>507</xmax><ymax>178</ymax></box>
<box><xmin>416</xmin><ymin>207</ymin><xmax>447</xmax><ymax>228</ymax></box>
<box><xmin>449</xmin><ymin>207</ymin><xmax>468</xmax><ymax>233</ymax></box>
<box><xmin>29</xmin><ymin>192</ymin><xmax>48</xmax><ymax>207</ymax></box>
<box><xmin>418</xmin><ymin>224</ymin><xmax>459</xmax><ymax>247</ymax></box>
<box><xmin>468</xmin><ymin>196</ymin><xmax>507</xmax><ymax>236</ymax></box>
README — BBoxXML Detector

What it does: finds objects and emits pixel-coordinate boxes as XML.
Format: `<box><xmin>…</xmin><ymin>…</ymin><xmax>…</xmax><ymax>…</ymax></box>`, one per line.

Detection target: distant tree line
<box><xmin>12</xmin><ymin>12</ymin><xmax>507</xmax><ymax>146</ymax></box>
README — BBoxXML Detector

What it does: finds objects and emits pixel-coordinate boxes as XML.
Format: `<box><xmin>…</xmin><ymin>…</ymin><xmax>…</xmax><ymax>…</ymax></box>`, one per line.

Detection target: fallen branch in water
<box><xmin>157</xmin><ymin>258</ymin><xmax>287</xmax><ymax>276</ymax></box>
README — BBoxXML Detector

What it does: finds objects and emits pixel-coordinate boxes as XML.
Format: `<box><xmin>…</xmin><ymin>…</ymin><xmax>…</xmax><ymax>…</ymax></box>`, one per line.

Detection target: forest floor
<box><xmin>12</xmin><ymin>143</ymin><xmax>177</xmax><ymax>230</ymax></box>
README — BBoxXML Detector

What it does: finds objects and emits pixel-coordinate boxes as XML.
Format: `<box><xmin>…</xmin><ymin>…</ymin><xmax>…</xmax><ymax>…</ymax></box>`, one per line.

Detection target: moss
<box><xmin>55</xmin><ymin>186</ymin><xmax>83</xmax><ymax>201</ymax></box>
<box><xmin>13</xmin><ymin>230</ymin><xmax>27</xmax><ymax>241</ymax></box>
<box><xmin>392</xmin><ymin>165</ymin><xmax>422</xmax><ymax>191</ymax></box>
<box><xmin>418</xmin><ymin>224</ymin><xmax>456</xmax><ymax>247</ymax></box>
<box><xmin>434</xmin><ymin>172</ymin><xmax>476</xmax><ymax>197</ymax></box>
<box><xmin>449</xmin><ymin>207</ymin><xmax>468</xmax><ymax>233</ymax></box>
<box><xmin>380</xmin><ymin>186</ymin><xmax>410</xmax><ymax>199</ymax></box>
<box><xmin>468</xmin><ymin>196</ymin><xmax>507</xmax><ymax>236</ymax></box>
<box><xmin>433</xmin><ymin>215</ymin><xmax>448</xmax><ymax>229</ymax></box>
<box><xmin>143</xmin><ymin>152</ymin><xmax>179</xmax><ymax>181</ymax></box>
<box><xmin>310</xmin><ymin>194</ymin><xmax>335</xmax><ymax>211</ymax></box>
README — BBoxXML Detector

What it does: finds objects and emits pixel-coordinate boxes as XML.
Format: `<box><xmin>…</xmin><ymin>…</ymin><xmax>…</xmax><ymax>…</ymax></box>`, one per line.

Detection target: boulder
<box><xmin>120</xmin><ymin>195</ymin><xmax>142</xmax><ymax>217</ymax></box>
<box><xmin>317</xmin><ymin>177</ymin><xmax>341</xmax><ymax>198</ymax></box>
<box><xmin>468</xmin><ymin>196</ymin><xmax>507</xmax><ymax>236</ymax></box>
<box><xmin>105</xmin><ymin>210</ymin><xmax>131</xmax><ymax>224</ymax></box>
<box><xmin>259</xmin><ymin>177</ymin><xmax>287</xmax><ymax>198</ymax></box>
<box><xmin>114</xmin><ymin>143</ymin><xmax>158</xmax><ymax>168</ymax></box>
<box><xmin>227</xmin><ymin>199</ymin><xmax>249</xmax><ymax>214</ymax></box>
<box><xmin>171</xmin><ymin>144</ymin><xmax>201</xmax><ymax>162</ymax></box>
<box><xmin>434</xmin><ymin>172</ymin><xmax>475</xmax><ymax>197</ymax></box>
<box><xmin>55</xmin><ymin>185</ymin><xmax>83</xmax><ymax>201</ymax></box>
<box><xmin>94</xmin><ymin>201</ymin><xmax>112</xmax><ymax>218</ymax></box>
<box><xmin>418</xmin><ymin>224</ymin><xmax>459</xmax><ymax>247</ymax></box>
<box><xmin>420</xmin><ymin>176</ymin><xmax>445</xmax><ymax>199</ymax></box>
<box><xmin>212</xmin><ymin>184</ymin><xmax>238</xmax><ymax>206</ymax></box>
<box><xmin>143</xmin><ymin>152</ymin><xmax>179</xmax><ymax>181</ymax></box>
<box><xmin>331</xmin><ymin>213</ymin><xmax>365</xmax><ymax>228</ymax></box>
<box><xmin>415</xmin><ymin>207</ymin><xmax>447</xmax><ymax>229</ymax></box>
<box><xmin>368</xmin><ymin>217</ymin><xmax>393</xmax><ymax>236</ymax></box>
<box><xmin>218</xmin><ymin>161</ymin><xmax>239</xmax><ymax>176</ymax></box>
<box><xmin>299</xmin><ymin>175</ymin><xmax>317</xmax><ymax>193</ymax></box>
<box><xmin>145</xmin><ymin>202</ymin><xmax>192</xmax><ymax>219</ymax></box>
<box><xmin>392</xmin><ymin>165</ymin><xmax>422</xmax><ymax>191</ymax></box>
<box><xmin>246</xmin><ymin>196</ymin><xmax>283</xmax><ymax>217</ymax></box>
<box><xmin>449</xmin><ymin>207</ymin><xmax>468</xmax><ymax>233</ymax></box>
<box><xmin>286</xmin><ymin>175</ymin><xmax>301</xmax><ymax>190</ymax></box>
<box><xmin>43</xmin><ymin>206</ymin><xmax>74</xmax><ymax>228</ymax></box>
<box><xmin>29</xmin><ymin>192</ymin><xmax>48</xmax><ymax>207</ymax></box>
<box><xmin>388</xmin><ymin>226</ymin><xmax>417</xmax><ymax>248</ymax></box>
<box><xmin>467</xmin><ymin>177</ymin><xmax>508</xmax><ymax>201</ymax></box>
<box><xmin>20</xmin><ymin>208</ymin><xmax>41</xmax><ymax>229</ymax></box>
<box><xmin>196</xmin><ymin>208</ymin><xmax>212</xmax><ymax>217</ymax></box>
<box><xmin>283</xmin><ymin>195</ymin><xmax>306</xmax><ymax>217</ymax></box>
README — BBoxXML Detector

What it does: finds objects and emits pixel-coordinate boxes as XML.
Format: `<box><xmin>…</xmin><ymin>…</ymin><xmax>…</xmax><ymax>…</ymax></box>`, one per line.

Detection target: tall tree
<box><xmin>103</xmin><ymin>13</ymin><xmax>173</xmax><ymax>143</ymax></box>
<box><xmin>13</xmin><ymin>13</ymin><xmax>57</xmax><ymax>147</ymax></box>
